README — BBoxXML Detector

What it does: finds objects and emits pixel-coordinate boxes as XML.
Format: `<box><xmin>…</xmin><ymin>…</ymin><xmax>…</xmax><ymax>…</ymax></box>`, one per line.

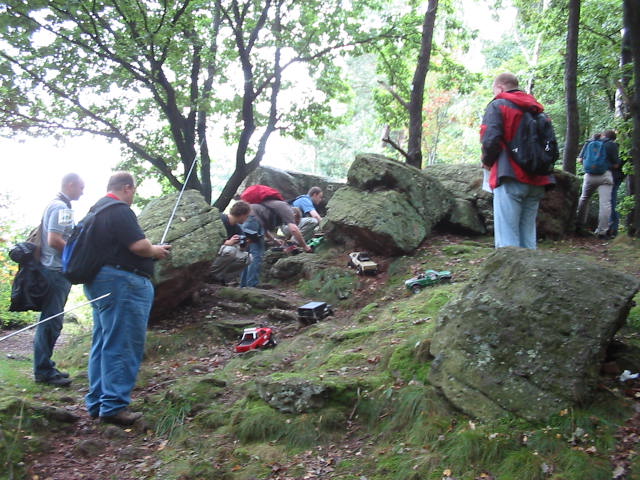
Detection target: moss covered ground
<box><xmin>1</xmin><ymin>234</ymin><xmax>640</xmax><ymax>479</ymax></box>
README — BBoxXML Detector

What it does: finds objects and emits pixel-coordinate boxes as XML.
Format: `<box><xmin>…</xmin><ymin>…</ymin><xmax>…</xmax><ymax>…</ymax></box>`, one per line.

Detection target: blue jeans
<box><xmin>33</xmin><ymin>268</ymin><xmax>71</xmax><ymax>380</ymax></box>
<box><xmin>84</xmin><ymin>266</ymin><xmax>154</xmax><ymax>417</ymax></box>
<box><xmin>493</xmin><ymin>179</ymin><xmax>545</xmax><ymax>249</ymax></box>
<box><xmin>240</xmin><ymin>215</ymin><xmax>264</xmax><ymax>287</ymax></box>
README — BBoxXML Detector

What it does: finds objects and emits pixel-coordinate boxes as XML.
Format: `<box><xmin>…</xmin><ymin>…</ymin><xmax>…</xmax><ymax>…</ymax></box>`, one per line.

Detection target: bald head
<box><xmin>61</xmin><ymin>173</ymin><xmax>84</xmax><ymax>201</ymax></box>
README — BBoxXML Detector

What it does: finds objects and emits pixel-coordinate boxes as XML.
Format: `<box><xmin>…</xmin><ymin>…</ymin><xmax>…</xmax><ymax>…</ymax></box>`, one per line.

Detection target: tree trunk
<box><xmin>563</xmin><ymin>0</ymin><xmax>580</xmax><ymax>174</ymax></box>
<box><xmin>616</xmin><ymin>12</ymin><xmax>633</xmax><ymax>119</ymax></box>
<box><xmin>406</xmin><ymin>0</ymin><xmax>438</xmax><ymax>169</ymax></box>
<box><xmin>623</xmin><ymin>0</ymin><xmax>640</xmax><ymax>236</ymax></box>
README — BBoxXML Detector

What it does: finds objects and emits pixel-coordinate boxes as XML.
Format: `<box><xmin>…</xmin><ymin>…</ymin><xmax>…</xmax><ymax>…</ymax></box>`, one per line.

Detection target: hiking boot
<box><xmin>54</xmin><ymin>368</ymin><xmax>70</xmax><ymax>378</ymax></box>
<box><xmin>35</xmin><ymin>373</ymin><xmax>72</xmax><ymax>387</ymax></box>
<box><xmin>100</xmin><ymin>408</ymin><xmax>142</xmax><ymax>426</ymax></box>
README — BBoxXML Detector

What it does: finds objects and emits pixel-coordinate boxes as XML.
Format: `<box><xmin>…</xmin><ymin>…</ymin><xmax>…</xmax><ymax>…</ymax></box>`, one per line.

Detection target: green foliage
<box><xmin>302</xmin><ymin>55</ymin><xmax>383</xmax><ymax>179</ymax></box>
<box><xmin>495</xmin><ymin>448</ymin><xmax>546</xmax><ymax>480</ymax></box>
<box><xmin>482</xmin><ymin>0</ymin><xmax>625</xmax><ymax>149</ymax></box>
<box><xmin>0</xmin><ymin>400</ymin><xmax>29</xmax><ymax>480</ymax></box>
<box><xmin>156</xmin><ymin>403</ymin><xmax>191</xmax><ymax>441</ymax></box>
<box><xmin>0</xmin><ymin>195</ymin><xmax>37</xmax><ymax>328</ymax></box>
<box><xmin>386</xmin><ymin>342</ymin><xmax>431</xmax><ymax>383</ymax></box>
<box><xmin>627</xmin><ymin>292</ymin><xmax>640</xmax><ymax>329</ymax></box>
<box><xmin>298</xmin><ymin>266</ymin><xmax>359</xmax><ymax>305</ymax></box>
<box><xmin>232</xmin><ymin>400</ymin><xmax>346</xmax><ymax>448</ymax></box>
<box><xmin>0</xmin><ymin>0</ymin><xmax>390</xmax><ymax>205</ymax></box>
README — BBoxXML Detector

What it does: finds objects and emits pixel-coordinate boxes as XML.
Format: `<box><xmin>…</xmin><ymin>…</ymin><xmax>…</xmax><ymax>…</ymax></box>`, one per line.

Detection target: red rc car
<box><xmin>235</xmin><ymin>326</ymin><xmax>277</xmax><ymax>353</ymax></box>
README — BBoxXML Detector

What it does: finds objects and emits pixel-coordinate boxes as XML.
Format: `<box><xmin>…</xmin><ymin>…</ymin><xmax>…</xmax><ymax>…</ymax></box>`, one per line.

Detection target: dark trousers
<box><xmin>33</xmin><ymin>268</ymin><xmax>71</xmax><ymax>380</ymax></box>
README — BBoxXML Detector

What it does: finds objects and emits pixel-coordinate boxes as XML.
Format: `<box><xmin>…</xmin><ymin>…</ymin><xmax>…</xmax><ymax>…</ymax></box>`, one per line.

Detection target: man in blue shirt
<box><xmin>288</xmin><ymin>186</ymin><xmax>324</xmax><ymax>242</ymax></box>
<box><xmin>34</xmin><ymin>173</ymin><xmax>84</xmax><ymax>387</ymax></box>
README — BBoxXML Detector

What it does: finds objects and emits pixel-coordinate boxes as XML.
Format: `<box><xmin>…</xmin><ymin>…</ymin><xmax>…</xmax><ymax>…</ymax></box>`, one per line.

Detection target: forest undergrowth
<box><xmin>1</xmin><ymin>233</ymin><xmax>640</xmax><ymax>480</ymax></box>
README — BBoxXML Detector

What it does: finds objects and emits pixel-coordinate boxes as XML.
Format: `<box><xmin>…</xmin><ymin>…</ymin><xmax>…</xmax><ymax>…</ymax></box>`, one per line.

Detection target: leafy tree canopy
<box><xmin>0</xmin><ymin>0</ymin><xmax>392</xmax><ymax>208</ymax></box>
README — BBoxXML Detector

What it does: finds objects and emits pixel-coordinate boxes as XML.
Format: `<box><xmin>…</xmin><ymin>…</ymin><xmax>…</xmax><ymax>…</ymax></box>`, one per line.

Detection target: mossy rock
<box><xmin>215</xmin><ymin>287</ymin><xmax>295</xmax><ymax>310</ymax></box>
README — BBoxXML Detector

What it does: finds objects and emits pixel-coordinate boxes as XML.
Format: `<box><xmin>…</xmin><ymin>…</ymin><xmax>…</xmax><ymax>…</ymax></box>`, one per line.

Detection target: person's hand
<box><xmin>225</xmin><ymin>234</ymin><xmax>240</xmax><ymax>246</ymax></box>
<box><xmin>153</xmin><ymin>244</ymin><xmax>172</xmax><ymax>259</ymax></box>
<box><xmin>304</xmin><ymin>245</ymin><xmax>313</xmax><ymax>253</ymax></box>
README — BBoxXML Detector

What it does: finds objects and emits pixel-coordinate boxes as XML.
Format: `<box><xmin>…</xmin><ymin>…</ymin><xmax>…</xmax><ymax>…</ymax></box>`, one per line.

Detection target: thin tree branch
<box><xmin>377</xmin><ymin>81</ymin><xmax>410</xmax><ymax>111</ymax></box>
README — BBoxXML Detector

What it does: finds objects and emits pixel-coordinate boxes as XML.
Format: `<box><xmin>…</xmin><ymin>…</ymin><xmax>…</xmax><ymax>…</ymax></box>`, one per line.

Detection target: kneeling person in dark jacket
<box><xmin>210</xmin><ymin>200</ymin><xmax>252</xmax><ymax>284</ymax></box>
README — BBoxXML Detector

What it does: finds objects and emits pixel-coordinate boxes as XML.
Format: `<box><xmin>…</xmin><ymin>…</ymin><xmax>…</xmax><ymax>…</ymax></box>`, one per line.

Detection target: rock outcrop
<box><xmin>323</xmin><ymin>154</ymin><xmax>451</xmax><ymax>254</ymax></box>
<box><xmin>138</xmin><ymin>190</ymin><xmax>226</xmax><ymax>317</ymax></box>
<box><xmin>425</xmin><ymin>163</ymin><xmax>492</xmax><ymax>235</ymax></box>
<box><xmin>256</xmin><ymin>376</ymin><xmax>330</xmax><ymax>414</ymax></box>
<box><xmin>427</xmin><ymin>164</ymin><xmax>582</xmax><ymax>239</ymax></box>
<box><xmin>429</xmin><ymin>247</ymin><xmax>640</xmax><ymax>421</ymax></box>
<box><xmin>537</xmin><ymin>170</ymin><xmax>582</xmax><ymax>240</ymax></box>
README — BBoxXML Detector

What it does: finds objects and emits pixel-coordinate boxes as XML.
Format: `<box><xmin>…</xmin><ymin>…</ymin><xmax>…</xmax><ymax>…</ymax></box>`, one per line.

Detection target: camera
<box><xmin>238</xmin><ymin>234</ymin><xmax>247</xmax><ymax>248</ymax></box>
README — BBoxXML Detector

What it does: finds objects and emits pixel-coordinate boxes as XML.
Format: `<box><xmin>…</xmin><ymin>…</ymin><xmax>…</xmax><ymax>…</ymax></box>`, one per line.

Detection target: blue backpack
<box><xmin>583</xmin><ymin>140</ymin><xmax>609</xmax><ymax>175</ymax></box>
<box><xmin>62</xmin><ymin>198</ymin><xmax>125</xmax><ymax>284</ymax></box>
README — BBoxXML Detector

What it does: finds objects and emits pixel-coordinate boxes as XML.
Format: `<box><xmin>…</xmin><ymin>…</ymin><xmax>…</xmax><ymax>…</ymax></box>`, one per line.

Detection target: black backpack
<box><xmin>9</xmin><ymin>263</ymin><xmax>50</xmax><ymax>312</ymax></box>
<box><xmin>8</xmin><ymin>237</ymin><xmax>49</xmax><ymax>312</ymax></box>
<box><xmin>62</xmin><ymin>198</ymin><xmax>125</xmax><ymax>284</ymax></box>
<box><xmin>507</xmin><ymin>104</ymin><xmax>559</xmax><ymax>176</ymax></box>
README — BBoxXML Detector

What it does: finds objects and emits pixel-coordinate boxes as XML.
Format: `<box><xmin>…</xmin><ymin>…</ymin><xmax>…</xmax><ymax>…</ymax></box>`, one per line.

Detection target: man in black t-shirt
<box><xmin>210</xmin><ymin>200</ymin><xmax>252</xmax><ymax>284</ymax></box>
<box><xmin>83</xmin><ymin>172</ymin><xmax>171</xmax><ymax>426</ymax></box>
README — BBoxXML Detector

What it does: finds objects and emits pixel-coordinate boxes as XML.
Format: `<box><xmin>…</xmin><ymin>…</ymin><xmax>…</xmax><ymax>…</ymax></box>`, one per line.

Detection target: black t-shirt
<box><xmin>221</xmin><ymin>213</ymin><xmax>243</xmax><ymax>239</ymax></box>
<box><xmin>91</xmin><ymin>196</ymin><xmax>154</xmax><ymax>276</ymax></box>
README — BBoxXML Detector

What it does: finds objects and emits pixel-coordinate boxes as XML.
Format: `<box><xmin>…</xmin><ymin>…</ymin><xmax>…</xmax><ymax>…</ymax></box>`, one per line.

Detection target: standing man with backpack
<box><xmin>480</xmin><ymin>72</ymin><xmax>555</xmax><ymax>249</ymax></box>
<box><xmin>576</xmin><ymin>129</ymin><xmax>620</xmax><ymax>239</ymax></box>
<box><xmin>83</xmin><ymin>172</ymin><xmax>171</xmax><ymax>425</ymax></box>
<box><xmin>34</xmin><ymin>173</ymin><xmax>85</xmax><ymax>387</ymax></box>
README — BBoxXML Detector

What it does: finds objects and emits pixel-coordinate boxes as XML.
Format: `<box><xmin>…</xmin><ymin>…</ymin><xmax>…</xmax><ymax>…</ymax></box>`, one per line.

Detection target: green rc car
<box><xmin>405</xmin><ymin>270</ymin><xmax>452</xmax><ymax>293</ymax></box>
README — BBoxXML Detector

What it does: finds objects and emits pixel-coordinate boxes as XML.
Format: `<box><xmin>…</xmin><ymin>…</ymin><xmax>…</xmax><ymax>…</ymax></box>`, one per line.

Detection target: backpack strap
<box><xmin>88</xmin><ymin>197</ymin><xmax>127</xmax><ymax>216</ymax></box>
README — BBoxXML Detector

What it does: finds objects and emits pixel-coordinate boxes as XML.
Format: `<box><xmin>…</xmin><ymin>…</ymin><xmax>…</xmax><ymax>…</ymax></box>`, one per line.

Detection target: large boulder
<box><xmin>323</xmin><ymin>154</ymin><xmax>451</xmax><ymax>254</ymax></box>
<box><xmin>348</xmin><ymin>153</ymin><xmax>451</xmax><ymax>223</ymax></box>
<box><xmin>429</xmin><ymin>247</ymin><xmax>640</xmax><ymax>421</ymax></box>
<box><xmin>537</xmin><ymin>170</ymin><xmax>582</xmax><ymax>240</ymax></box>
<box><xmin>139</xmin><ymin>190</ymin><xmax>226</xmax><ymax>317</ymax></box>
<box><xmin>323</xmin><ymin>186</ymin><xmax>427</xmax><ymax>255</ymax></box>
<box><xmin>427</xmin><ymin>164</ymin><xmax>582</xmax><ymax>239</ymax></box>
<box><xmin>268</xmin><ymin>253</ymin><xmax>327</xmax><ymax>280</ymax></box>
<box><xmin>425</xmin><ymin>163</ymin><xmax>492</xmax><ymax>234</ymax></box>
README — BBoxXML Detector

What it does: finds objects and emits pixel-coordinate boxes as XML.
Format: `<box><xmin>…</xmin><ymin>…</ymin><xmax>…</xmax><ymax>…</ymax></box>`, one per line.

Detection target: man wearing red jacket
<box><xmin>480</xmin><ymin>73</ymin><xmax>555</xmax><ymax>249</ymax></box>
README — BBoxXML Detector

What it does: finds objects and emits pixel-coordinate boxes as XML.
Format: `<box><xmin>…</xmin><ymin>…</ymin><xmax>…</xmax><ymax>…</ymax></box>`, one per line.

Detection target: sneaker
<box><xmin>100</xmin><ymin>408</ymin><xmax>142</xmax><ymax>426</ymax></box>
<box><xmin>35</xmin><ymin>373</ymin><xmax>72</xmax><ymax>387</ymax></box>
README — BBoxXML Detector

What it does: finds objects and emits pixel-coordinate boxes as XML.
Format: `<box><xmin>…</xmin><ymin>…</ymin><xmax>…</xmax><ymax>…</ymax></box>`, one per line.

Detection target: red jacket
<box><xmin>480</xmin><ymin>90</ymin><xmax>555</xmax><ymax>189</ymax></box>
